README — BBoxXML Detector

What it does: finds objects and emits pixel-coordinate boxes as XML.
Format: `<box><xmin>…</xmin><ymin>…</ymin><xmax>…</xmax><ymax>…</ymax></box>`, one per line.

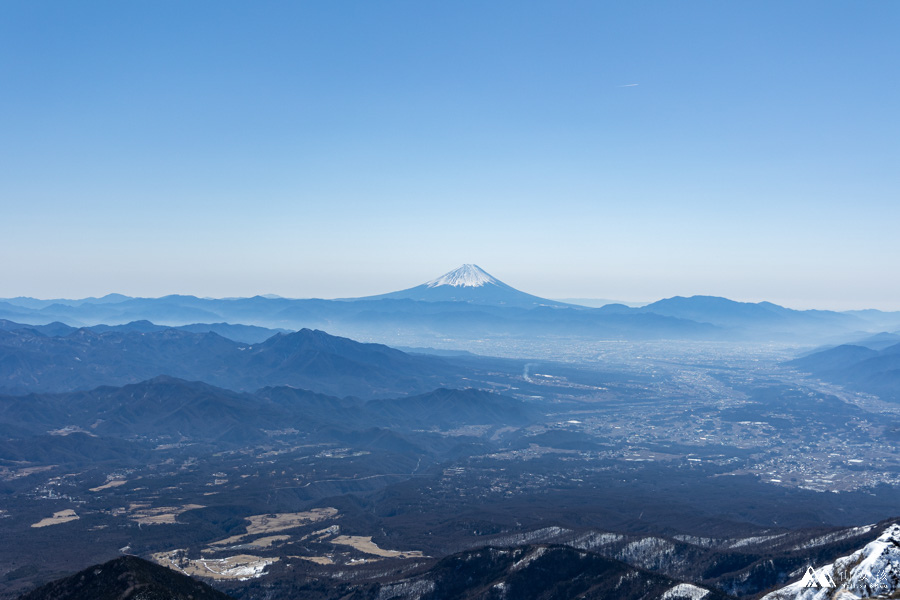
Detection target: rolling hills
<box><xmin>0</xmin><ymin>327</ymin><xmax>466</xmax><ymax>397</ymax></box>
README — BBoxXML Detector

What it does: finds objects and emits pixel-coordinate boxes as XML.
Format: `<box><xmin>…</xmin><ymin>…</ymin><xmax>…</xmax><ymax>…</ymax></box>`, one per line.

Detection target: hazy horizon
<box><xmin>1</xmin><ymin>261</ymin><xmax>896</xmax><ymax>314</ymax></box>
<box><xmin>2</xmin><ymin>3</ymin><xmax>898</xmax><ymax>311</ymax></box>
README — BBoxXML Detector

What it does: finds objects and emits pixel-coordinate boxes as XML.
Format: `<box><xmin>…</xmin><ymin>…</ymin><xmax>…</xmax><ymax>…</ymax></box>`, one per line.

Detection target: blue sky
<box><xmin>1</xmin><ymin>2</ymin><xmax>898</xmax><ymax>309</ymax></box>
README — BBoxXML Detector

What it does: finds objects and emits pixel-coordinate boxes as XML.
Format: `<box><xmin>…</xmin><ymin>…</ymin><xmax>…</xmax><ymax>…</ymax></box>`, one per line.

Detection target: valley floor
<box><xmin>2</xmin><ymin>341</ymin><xmax>899</xmax><ymax>599</ymax></box>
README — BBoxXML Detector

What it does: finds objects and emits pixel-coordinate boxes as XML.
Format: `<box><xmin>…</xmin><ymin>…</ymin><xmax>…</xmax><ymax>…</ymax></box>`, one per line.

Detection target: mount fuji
<box><xmin>354</xmin><ymin>264</ymin><xmax>576</xmax><ymax>308</ymax></box>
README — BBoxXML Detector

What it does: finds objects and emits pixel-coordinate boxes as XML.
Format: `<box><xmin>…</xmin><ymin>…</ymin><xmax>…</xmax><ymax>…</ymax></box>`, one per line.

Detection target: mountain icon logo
<box><xmin>799</xmin><ymin>566</ymin><xmax>836</xmax><ymax>588</ymax></box>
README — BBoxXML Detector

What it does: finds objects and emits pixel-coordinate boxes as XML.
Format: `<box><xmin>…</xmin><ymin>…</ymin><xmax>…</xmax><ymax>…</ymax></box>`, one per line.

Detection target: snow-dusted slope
<box><xmin>662</xmin><ymin>583</ymin><xmax>710</xmax><ymax>599</ymax></box>
<box><xmin>353</xmin><ymin>264</ymin><xmax>576</xmax><ymax>308</ymax></box>
<box><xmin>425</xmin><ymin>264</ymin><xmax>499</xmax><ymax>288</ymax></box>
<box><xmin>762</xmin><ymin>523</ymin><xmax>900</xmax><ymax>599</ymax></box>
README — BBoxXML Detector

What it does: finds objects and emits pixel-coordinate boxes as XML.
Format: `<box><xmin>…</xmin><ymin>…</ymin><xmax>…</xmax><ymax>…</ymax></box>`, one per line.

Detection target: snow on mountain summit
<box><xmin>352</xmin><ymin>264</ymin><xmax>575</xmax><ymax>308</ymax></box>
<box><xmin>425</xmin><ymin>264</ymin><xmax>499</xmax><ymax>288</ymax></box>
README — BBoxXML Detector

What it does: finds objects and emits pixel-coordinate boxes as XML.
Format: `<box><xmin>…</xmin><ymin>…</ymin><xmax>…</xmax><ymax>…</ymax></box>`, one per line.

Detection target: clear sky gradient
<box><xmin>2</xmin><ymin>2</ymin><xmax>898</xmax><ymax>310</ymax></box>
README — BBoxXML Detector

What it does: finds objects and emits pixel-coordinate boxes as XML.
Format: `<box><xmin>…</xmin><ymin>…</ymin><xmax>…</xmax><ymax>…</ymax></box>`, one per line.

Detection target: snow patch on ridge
<box><xmin>789</xmin><ymin>524</ymin><xmax>876</xmax><ymax>552</ymax></box>
<box><xmin>662</xmin><ymin>583</ymin><xmax>710</xmax><ymax>599</ymax></box>
<box><xmin>426</xmin><ymin>264</ymin><xmax>498</xmax><ymax>288</ymax></box>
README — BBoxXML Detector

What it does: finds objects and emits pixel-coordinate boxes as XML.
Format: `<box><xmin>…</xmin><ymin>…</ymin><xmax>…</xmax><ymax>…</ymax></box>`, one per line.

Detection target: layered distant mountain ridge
<box><xmin>3</xmin><ymin>265</ymin><xmax>899</xmax><ymax>344</ymax></box>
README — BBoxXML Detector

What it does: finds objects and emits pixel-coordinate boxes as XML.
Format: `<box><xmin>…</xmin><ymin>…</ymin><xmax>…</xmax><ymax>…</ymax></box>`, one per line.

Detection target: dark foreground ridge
<box><xmin>16</xmin><ymin>555</ymin><xmax>234</xmax><ymax>600</ymax></box>
<box><xmin>233</xmin><ymin>544</ymin><xmax>732</xmax><ymax>600</ymax></box>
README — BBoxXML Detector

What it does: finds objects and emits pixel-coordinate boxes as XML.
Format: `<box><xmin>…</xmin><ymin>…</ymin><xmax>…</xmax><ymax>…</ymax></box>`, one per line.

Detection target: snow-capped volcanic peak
<box><xmin>355</xmin><ymin>263</ymin><xmax>571</xmax><ymax>307</ymax></box>
<box><xmin>426</xmin><ymin>264</ymin><xmax>499</xmax><ymax>288</ymax></box>
<box><xmin>763</xmin><ymin>523</ymin><xmax>900</xmax><ymax>599</ymax></box>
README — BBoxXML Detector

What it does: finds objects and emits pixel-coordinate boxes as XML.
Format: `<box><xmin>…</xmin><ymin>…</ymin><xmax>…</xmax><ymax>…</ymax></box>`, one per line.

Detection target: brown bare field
<box><xmin>210</xmin><ymin>507</ymin><xmax>338</xmax><ymax>546</ymax></box>
<box><xmin>291</xmin><ymin>555</ymin><xmax>334</xmax><ymax>565</ymax></box>
<box><xmin>89</xmin><ymin>479</ymin><xmax>126</xmax><ymax>492</ymax></box>
<box><xmin>128</xmin><ymin>503</ymin><xmax>205</xmax><ymax>525</ymax></box>
<box><xmin>244</xmin><ymin>507</ymin><xmax>338</xmax><ymax>535</ymax></box>
<box><xmin>152</xmin><ymin>550</ymin><xmax>279</xmax><ymax>581</ymax></box>
<box><xmin>330</xmin><ymin>535</ymin><xmax>425</xmax><ymax>558</ymax></box>
<box><xmin>1</xmin><ymin>465</ymin><xmax>55</xmax><ymax>481</ymax></box>
<box><xmin>244</xmin><ymin>535</ymin><xmax>291</xmax><ymax>548</ymax></box>
<box><xmin>208</xmin><ymin>533</ymin><xmax>247</xmax><ymax>547</ymax></box>
<box><xmin>30</xmin><ymin>509</ymin><xmax>79</xmax><ymax>528</ymax></box>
